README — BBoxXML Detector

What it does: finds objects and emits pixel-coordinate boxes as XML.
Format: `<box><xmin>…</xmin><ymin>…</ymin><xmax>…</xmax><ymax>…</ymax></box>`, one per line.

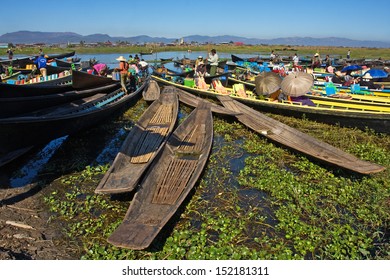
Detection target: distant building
<box><xmin>0</xmin><ymin>43</ymin><xmax>8</xmax><ymax>49</ymax></box>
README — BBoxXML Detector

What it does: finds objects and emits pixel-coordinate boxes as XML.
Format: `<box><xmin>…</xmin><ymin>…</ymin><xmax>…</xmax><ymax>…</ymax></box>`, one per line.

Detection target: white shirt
<box><xmin>208</xmin><ymin>53</ymin><xmax>219</xmax><ymax>66</ymax></box>
<box><xmin>293</xmin><ymin>55</ymin><xmax>299</xmax><ymax>65</ymax></box>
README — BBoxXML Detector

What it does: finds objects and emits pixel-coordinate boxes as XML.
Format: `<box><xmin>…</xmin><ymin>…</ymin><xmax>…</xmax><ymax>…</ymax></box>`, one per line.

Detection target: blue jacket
<box><xmin>34</xmin><ymin>56</ymin><xmax>47</xmax><ymax>69</ymax></box>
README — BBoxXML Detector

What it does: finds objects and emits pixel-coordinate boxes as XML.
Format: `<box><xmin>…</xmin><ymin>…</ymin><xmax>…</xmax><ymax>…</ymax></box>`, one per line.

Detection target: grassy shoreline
<box><xmin>8</xmin><ymin>45</ymin><xmax>390</xmax><ymax>60</ymax></box>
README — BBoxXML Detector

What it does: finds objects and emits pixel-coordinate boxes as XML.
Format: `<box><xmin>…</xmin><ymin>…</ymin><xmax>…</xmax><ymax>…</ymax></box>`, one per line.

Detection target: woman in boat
<box><xmin>311</xmin><ymin>53</ymin><xmax>322</xmax><ymax>69</ymax></box>
<box><xmin>116</xmin><ymin>55</ymin><xmax>129</xmax><ymax>93</ymax></box>
<box><xmin>92</xmin><ymin>63</ymin><xmax>108</xmax><ymax>76</ymax></box>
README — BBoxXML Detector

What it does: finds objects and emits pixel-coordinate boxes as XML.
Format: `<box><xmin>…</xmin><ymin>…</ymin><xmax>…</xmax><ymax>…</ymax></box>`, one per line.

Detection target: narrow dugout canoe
<box><xmin>95</xmin><ymin>86</ymin><xmax>179</xmax><ymax>194</ymax></box>
<box><xmin>217</xmin><ymin>95</ymin><xmax>385</xmax><ymax>175</ymax></box>
<box><xmin>107</xmin><ymin>101</ymin><xmax>213</xmax><ymax>250</ymax></box>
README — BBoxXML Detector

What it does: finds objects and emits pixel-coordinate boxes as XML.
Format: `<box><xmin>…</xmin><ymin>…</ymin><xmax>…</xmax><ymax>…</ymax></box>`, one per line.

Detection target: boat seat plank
<box><xmin>152</xmin><ymin>157</ymin><xmax>197</xmax><ymax>205</ymax></box>
<box><xmin>312</xmin><ymin>99</ymin><xmax>390</xmax><ymax>112</ymax></box>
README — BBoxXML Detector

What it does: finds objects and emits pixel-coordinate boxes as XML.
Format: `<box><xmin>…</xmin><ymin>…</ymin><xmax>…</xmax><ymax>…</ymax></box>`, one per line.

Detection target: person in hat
<box><xmin>6</xmin><ymin>48</ymin><xmax>13</xmax><ymax>59</ymax></box>
<box><xmin>207</xmin><ymin>49</ymin><xmax>219</xmax><ymax>76</ymax></box>
<box><xmin>311</xmin><ymin>53</ymin><xmax>321</xmax><ymax>69</ymax></box>
<box><xmin>195</xmin><ymin>55</ymin><xmax>203</xmax><ymax>69</ymax></box>
<box><xmin>116</xmin><ymin>55</ymin><xmax>129</xmax><ymax>93</ymax></box>
<box><xmin>195</xmin><ymin>60</ymin><xmax>207</xmax><ymax>77</ymax></box>
<box><xmin>360</xmin><ymin>73</ymin><xmax>384</xmax><ymax>89</ymax></box>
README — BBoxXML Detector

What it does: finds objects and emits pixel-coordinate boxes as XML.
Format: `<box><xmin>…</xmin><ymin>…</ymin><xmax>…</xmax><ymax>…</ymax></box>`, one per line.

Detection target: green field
<box><xmin>8</xmin><ymin>44</ymin><xmax>390</xmax><ymax>60</ymax></box>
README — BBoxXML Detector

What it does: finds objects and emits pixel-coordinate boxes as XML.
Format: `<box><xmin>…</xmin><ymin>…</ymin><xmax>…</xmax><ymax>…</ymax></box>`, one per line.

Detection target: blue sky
<box><xmin>2</xmin><ymin>0</ymin><xmax>390</xmax><ymax>42</ymax></box>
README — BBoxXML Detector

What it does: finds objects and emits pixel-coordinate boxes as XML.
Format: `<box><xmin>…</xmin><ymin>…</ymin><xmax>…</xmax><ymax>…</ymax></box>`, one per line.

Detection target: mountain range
<box><xmin>1</xmin><ymin>31</ymin><xmax>389</xmax><ymax>48</ymax></box>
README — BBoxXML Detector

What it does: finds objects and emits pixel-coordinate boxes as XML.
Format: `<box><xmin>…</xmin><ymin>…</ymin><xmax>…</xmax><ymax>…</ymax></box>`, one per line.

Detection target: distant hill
<box><xmin>1</xmin><ymin>31</ymin><xmax>389</xmax><ymax>48</ymax></box>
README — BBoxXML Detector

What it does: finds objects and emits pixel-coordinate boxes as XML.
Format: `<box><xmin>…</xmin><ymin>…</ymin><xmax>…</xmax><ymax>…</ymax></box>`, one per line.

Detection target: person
<box><xmin>195</xmin><ymin>55</ymin><xmax>203</xmax><ymax>69</ymax></box>
<box><xmin>128</xmin><ymin>55</ymin><xmax>135</xmax><ymax>64</ymax></box>
<box><xmin>311</xmin><ymin>53</ymin><xmax>321</xmax><ymax>69</ymax></box>
<box><xmin>195</xmin><ymin>61</ymin><xmax>207</xmax><ymax>76</ymax></box>
<box><xmin>360</xmin><ymin>73</ymin><xmax>384</xmax><ymax>90</ymax></box>
<box><xmin>92</xmin><ymin>63</ymin><xmax>108</xmax><ymax>76</ymax></box>
<box><xmin>324</xmin><ymin>55</ymin><xmax>332</xmax><ymax>67</ymax></box>
<box><xmin>207</xmin><ymin>49</ymin><xmax>219</xmax><ymax>76</ymax></box>
<box><xmin>270</xmin><ymin>50</ymin><xmax>276</xmax><ymax>61</ymax></box>
<box><xmin>347</xmin><ymin>49</ymin><xmax>351</xmax><ymax>59</ymax></box>
<box><xmin>33</xmin><ymin>54</ymin><xmax>48</xmax><ymax>77</ymax></box>
<box><xmin>332</xmin><ymin>71</ymin><xmax>344</xmax><ymax>84</ymax></box>
<box><xmin>156</xmin><ymin>64</ymin><xmax>167</xmax><ymax>77</ymax></box>
<box><xmin>292</xmin><ymin>53</ymin><xmax>299</xmax><ymax>70</ymax></box>
<box><xmin>134</xmin><ymin>54</ymin><xmax>140</xmax><ymax>63</ymax></box>
<box><xmin>6</xmin><ymin>48</ymin><xmax>13</xmax><ymax>59</ymax></box>
<box><xmin>289</xmin><ymin>95</ymin><xmax>316</xmax><ymax>106</ymax></box>
<box><xmin>138</xmin><ymin>59</ymin><xmax>148</xmax><ymax>78</ymax></box>
<box><xmin>39</xmin><ymin>48</ymin><xmax>44</xmax><ymax>56</ymax></box>
<box><xmin>116</xmin><ymin>55</ymin><xmax>129</xmax><ymax>93</ymax></box>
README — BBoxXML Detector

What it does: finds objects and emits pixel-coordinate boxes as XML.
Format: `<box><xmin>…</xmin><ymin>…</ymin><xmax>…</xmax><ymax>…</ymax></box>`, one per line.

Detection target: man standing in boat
<box><xmin>33</xmin><ymin>54</ymin><xmax>48</xmax><ymax>77</ymax></box>
<box><xmin>207</xmin><ymin>49</ymin><xmax>219</xmax><ymax>76</ymax></box>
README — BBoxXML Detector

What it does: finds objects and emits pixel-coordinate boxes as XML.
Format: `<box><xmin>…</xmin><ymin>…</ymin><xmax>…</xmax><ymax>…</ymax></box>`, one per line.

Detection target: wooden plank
<box><xmin>217</xmin><ymin>95</ymin><xmax>385</xmax><ymax>174</ymax></box>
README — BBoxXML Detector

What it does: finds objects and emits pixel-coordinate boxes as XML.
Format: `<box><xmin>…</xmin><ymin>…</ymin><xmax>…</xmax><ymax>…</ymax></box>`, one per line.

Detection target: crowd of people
<box><xmin>2</xmin><ymin>47</ymin><xmax>388</xmax><ymax>100</ymax></box>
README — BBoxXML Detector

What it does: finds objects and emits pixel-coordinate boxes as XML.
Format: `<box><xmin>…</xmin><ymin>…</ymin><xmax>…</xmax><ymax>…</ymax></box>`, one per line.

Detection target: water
<box><xmin>9</xmin><ymin>136</ymin><xmax>68</xmax><ymax>187</ymax></box>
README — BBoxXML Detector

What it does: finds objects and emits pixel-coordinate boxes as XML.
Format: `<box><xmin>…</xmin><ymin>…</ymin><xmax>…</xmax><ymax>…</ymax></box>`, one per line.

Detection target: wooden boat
<box><xmin>54</xmin><ymin>58</ymin><xmax>80</xmax><ymax>68</ymax></box>
<box><xmin>0</xmin><ymin>82</ymin><xmax>121</xmax><ymax>118</ymax></box>
<box><xmin>151</xmin><ymin>65</ymin><xmax>193</xmax><ymax>78</ymax></box>
<box><xmin>228</xmin><ymin>76</ymin><xmax>256</xmax><ymax>90</ymax></box>
<box><xmin>95</xmin><ymin>86</ymin><xmax>179</xmax><ymax>194</ymax></box>
<box><xmin>0</xmin><ymin>51</ymin><xmax>76</xmax><ymax>68</ymax></box>
<box><xmin>0</xmin><ymin>71</ymin><xmax>21</xmax><ymax>81</ymax></box>
<box><xmin>231</xmin><ymin>54</ymin><xmax>260</xmax><ymax>63</ymax></box>
<box><xmin>46</xmin><ymin>51</ymin><xmax>76</xmax><ymax>61</ymax></box>
<box><xmin>0</xmin><ymin>70</ymin><xmax>118</xmax><ymax>98</ymax></box>
<box><xmin>0</xmin><ymin>78</ymin><xmax>149</xmax><ymax>155</ymax></box>
<box><xmin>71</xmin><ymin>69</ymin><xmax>118</xmax><ymax>89</ymax></box>
<box><xmin>175</xmin><ymin>87</ymin><xmax>239</xmax><ymax>117</ymax></box>
<box><xmin>203</xmin><ymin>71</ymin><xmax>230</xmax><ymax>86</ymax></box>
<box><xmin>217</xmin><ymin>95</ymin><xmax>385</xmax><ymax>174</ymax></box>
<box><xmin>0</xmin><ymin>73</ymin><xmax>73</xmax><ymax>97</ymax></box>
<box><xmin>229</xmin><ymin>76</ymin><xmax>390</xmax><ymax>106</ymax></box>
<box><xmin>45</xmin><ymin>64</ymin><xmax>74</xmax><ymax>74</ymax></box>
<box><xmin>140</xmin><ymin>51</ymin><xmax>153</xmax><ymax>56</ymax></box>
<box><xmin>152</xmin><ymin>75</ymin><xmax>390</xmax><ymax>134</ymax></box>
<box><xmin>142</xmin><ymin>79</ymin><xmax>160</xmax><ymax>102</ymax></box>
<box><xmin>0</xmin><ymin>146</ymin><xmax>34</xmax><ymax>168</ymax></box>
<box><xmin>107</xmin><ymin>101</ymin><xmax>213</xmax><ymax>250</ymax></box>
<box><xmin>160</xmin><ymin>57</ymin><xmax>174</xmax><ymax>63</ymax></box>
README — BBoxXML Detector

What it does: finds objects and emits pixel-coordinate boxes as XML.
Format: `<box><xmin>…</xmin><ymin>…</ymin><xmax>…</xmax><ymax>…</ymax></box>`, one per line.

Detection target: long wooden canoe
<box><xmin>142</xmin><ymin>79</ymin><xmax>160</xmax><ymax>102</ymax></box>
<box><xmin>107</xmin><ymin>101</ymin><xmax>213</xmax><ymax>250</ymax></box>
<box><xmin>152</xmin><ymin>75</ymin><xmax>390</xmax><ymax>134</ymax></box>
<box><xmin>0</xmin><ymin>78</ymin><xmax>148</xmax><ymax>155</ymax></box>
<box><xmin>0</xmin><ymin>82</ymin><xmax>121</xmax><ymax>118</ymax></box>
<box><xmin>0</xmin><ymin>70</ymin><xmax>119</xmax><ymax>98</ymax></box>
<box><xmin>95</xmin><ymin>86</ymin><xmax>179</xmax><ymax>194</ymax></box>
<box><xmin>217</xmin><ymin>95</ymin><xmax>385</xmax><ymax>174</ymax></box>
